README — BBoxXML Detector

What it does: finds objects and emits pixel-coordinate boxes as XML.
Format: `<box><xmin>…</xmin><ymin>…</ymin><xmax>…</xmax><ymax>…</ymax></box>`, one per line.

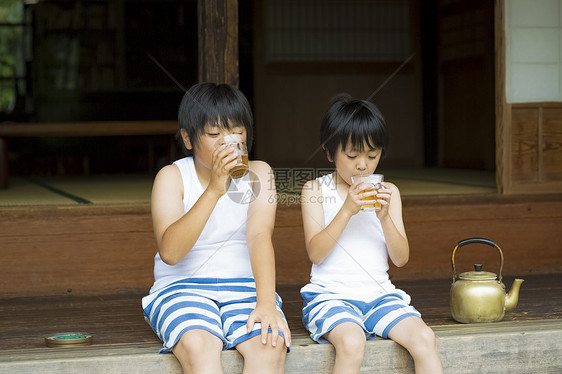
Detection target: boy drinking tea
<box><xmin>143</xmin><ymin>83</ymin><xmax>291</xmax><ymax>374</ymax></box>
<box><xmin>300</xmin><ymin>94</ymin><xmax>442</xmax><ymax>374</ymax></box>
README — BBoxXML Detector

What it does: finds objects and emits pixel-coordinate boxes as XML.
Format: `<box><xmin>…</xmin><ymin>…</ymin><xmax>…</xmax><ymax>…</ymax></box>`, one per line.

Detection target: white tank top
<box><xmin>150</xmin><ymin>157</ymin><xmax>253</xmax><ymax>293</ymax></box>
<box><xmin>309</xmin><ymin>173</ymin><xmax>395</xmax><ymax>295</ymax></box>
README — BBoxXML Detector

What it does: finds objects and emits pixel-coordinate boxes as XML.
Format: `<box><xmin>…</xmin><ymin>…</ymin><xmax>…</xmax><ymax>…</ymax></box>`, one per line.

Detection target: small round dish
<box><xmin>45</xmin><ymin>333</ymin><xmax>93</xmax><ymax>348</ymax></box>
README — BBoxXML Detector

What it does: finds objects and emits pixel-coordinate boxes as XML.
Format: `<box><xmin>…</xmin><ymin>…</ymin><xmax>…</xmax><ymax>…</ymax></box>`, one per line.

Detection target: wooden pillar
<box><xmin>0</xmin><ymin>137</ymin><xmax>8</xmax><ymax>189</ymax></box>
<box><xmin>495</xmin><ymin>0</ymin><xmax>510</xmax><ymax>194</ymax></box>
<box><xmin>198</xmin><ymin>0</ymin><xmax>239</xmax><ymax>86</ymax></box>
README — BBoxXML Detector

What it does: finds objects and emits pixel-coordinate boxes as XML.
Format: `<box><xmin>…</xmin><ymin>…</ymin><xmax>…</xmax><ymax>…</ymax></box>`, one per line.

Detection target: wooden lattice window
<box><xmin>265</xmin><ymin>0</ymin><xmax>410</xmax><ymax>62</ymax></box>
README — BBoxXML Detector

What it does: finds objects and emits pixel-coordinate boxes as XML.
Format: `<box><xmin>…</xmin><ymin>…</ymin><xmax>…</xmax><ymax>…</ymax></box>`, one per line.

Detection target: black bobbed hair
<box><xmin>320</xmin><ymin>94</ymin><xmax>389</xmax><ymax>160</ymax></box>
<box><xmin>177</xmin><ymin>82</ymin><xmax>254</xmax><ymax>154</ymax></box>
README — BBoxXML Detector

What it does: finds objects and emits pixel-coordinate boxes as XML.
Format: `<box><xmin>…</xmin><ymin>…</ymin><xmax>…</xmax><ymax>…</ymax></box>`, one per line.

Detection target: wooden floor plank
<box><xmin>0</xmin><ymin>273</ymin><xmax>559</xmax><ymax>351</ymax></box>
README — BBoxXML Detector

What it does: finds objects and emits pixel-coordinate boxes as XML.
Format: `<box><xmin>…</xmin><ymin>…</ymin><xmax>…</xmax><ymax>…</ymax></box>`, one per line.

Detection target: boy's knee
<box><xmin>418</xmin><ymin>325</ymin><xmax>436</xmax><ymax>347</ymax></box>
<box><xmin>173</xmin><ymin>330</ymin><xmax>222</xmax><ymax>365</ymax></box>
<box><xmin>263</xmin><ymin>340</ymin><xmax>287</xmax><ymax>368</ymax></box>
<box><xmin>334</xmin><ymin>332</ymin><xmax>366</xmax><ymax>359</ymax></box>
<box><xmin>410</xmin><ymin>326</ymin><xmax>437</xmax><ymax>355</ymax></box>
<box><xmin>240</xmin><ymin>337</ymin><xmax>287</xmax><ymax>371</ymax></box>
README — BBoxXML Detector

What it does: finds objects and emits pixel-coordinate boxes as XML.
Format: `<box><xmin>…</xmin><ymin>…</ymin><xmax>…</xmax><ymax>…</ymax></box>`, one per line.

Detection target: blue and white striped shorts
<box><xmin>301</xmin><ymin>287</ymin><xmax>421</xmax><ymax>343</ymax></box>
<box><xmin>142</xmin><ymin>277</ymin><xmax>287</xmax><ymax>353</ymax></box>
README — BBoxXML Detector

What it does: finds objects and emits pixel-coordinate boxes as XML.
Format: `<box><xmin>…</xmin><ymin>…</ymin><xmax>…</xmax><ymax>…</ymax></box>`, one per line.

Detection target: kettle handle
<box><xmin>451</xmin><ymin>237</ymin><xmax>504</xmax><ymax>284</ymax></box>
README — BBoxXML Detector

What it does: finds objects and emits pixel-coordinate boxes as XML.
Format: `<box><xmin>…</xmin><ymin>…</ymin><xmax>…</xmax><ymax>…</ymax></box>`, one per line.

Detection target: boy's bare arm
<box><xmin>301</xmin><ymin>180</ymin><xmax>358</xmax><ymax>264</ymax></box>
<box><xmin>153</xmin><ymin>146</ymin><xmax>238</xmax><ymax>265</ymax></box>
<box><xmin>151</xmin><ymin>164</ymin><xmax>221</xmax><ymax>265</ymax></box>
<box><xmin>377</xmin><ymin>182</ymin><xmax>409</xmax><ymax>267</ymax></box>
<box><xmin>246</xmin><ymin>161</ymin><xmax>291</xmax><ymax>348</ymax></box>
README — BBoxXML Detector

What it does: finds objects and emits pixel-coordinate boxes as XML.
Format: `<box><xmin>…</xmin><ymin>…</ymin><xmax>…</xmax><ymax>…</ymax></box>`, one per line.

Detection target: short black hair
<box><xmin>177</xmin><ymin>82</ymin><xmax>253</xmax><ymax>154</ymax></box>
<box><xmin>320</xmin><ymin>94</ymin><xmax>388</xmax><ymax>160</ymax></box>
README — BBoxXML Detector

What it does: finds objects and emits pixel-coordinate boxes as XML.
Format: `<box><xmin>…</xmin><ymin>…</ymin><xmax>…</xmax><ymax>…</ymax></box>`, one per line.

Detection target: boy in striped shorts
<box><xmin>143</xmin><ymin>83</ymin><xmax>291</xmax><ymax>374</ymax></box>
<box><xmin>300</xmin><ymin>95</ymin><xmax>442</xmax><ymax>373</ymax></box>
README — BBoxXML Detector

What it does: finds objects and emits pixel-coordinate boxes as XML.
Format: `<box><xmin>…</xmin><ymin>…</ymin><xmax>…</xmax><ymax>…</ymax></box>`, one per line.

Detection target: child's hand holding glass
<box><xmin>373</xmin><ymin>182</ymin><xmax>392</xmax><ymax>218</ymax></box>
<box><xmin>351</xmin><ymin>174</ymin><xmax>384</xmax><ymax>212</ymax></box>
<box><xmin>209</xmin><ymin>139</ymin><xmax>241</xmax><ymax>196</ymax></box>
<box><xmin>214</xmin><ymin>134</ymin><xmax>249</xmax><ymax>177</ymax></box>
<box><xmin>343</xmin><ymin>175</ymin><xmax>379</xmax><ymax>215</ymax></box>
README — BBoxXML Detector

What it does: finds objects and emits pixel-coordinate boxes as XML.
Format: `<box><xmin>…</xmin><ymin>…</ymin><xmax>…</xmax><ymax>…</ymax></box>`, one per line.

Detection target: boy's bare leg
<box><xmin>387</xmin><ymin>316</ymin><xmax>443</xmax><ymax>374</ymax></box>
<box><xmin>236</xmin><ymin>334</ymin><xmax>286</xmax><ymax>374</ymax></box>
<box><xmin>325</xmin><ymin>322</ymin><xmax>366</xmax><ymax>374</ymax></box>
<box><xmin>172</xmin><ymin>329</ymin><xmax>224</xmax><ymax>374</ymax></box>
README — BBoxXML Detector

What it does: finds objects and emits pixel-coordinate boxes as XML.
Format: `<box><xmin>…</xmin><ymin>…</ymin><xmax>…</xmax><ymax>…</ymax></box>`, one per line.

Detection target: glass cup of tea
<box><xmin>351</xmin><ymin>174</ymin><xmax>384</xmax><ymax>211</ymax></box>
<box><xmin>220</xmin><ymin>134</ymin><xmax>249</xmax><ymax>179</ymax></box>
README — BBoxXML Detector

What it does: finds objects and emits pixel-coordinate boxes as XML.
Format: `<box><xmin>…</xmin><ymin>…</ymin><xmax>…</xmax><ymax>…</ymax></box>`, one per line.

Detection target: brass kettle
<box><xmin>450</xmin><ymin>237</ymin><xmax>524</xmax><ymax>323</ymax></box>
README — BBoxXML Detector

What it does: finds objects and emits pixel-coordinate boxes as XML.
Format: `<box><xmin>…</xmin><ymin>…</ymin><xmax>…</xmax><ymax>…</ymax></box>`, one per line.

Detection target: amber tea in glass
<box><xmin>222</xmin><ymin>134</ymin><xmax>249</xmax><ymax>179</ymax></box>
<box><xmin>351</xmin><ymin>174</ymin><xmax>384</xmax><ymax>211</ymax></box>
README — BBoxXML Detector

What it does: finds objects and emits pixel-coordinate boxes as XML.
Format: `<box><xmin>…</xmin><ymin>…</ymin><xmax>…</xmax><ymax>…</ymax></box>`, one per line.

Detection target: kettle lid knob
<box><xmin>474</xmin><ymin>264</ymin><xmax>483</xmax><ymax>272</ymax></box>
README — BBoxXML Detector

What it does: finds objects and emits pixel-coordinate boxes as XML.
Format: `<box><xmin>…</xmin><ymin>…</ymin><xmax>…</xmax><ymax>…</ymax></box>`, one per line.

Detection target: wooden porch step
<box><xmin>1</xmin><ymin>320</ymin><xmax>561</xmax><ymax>373</ymax></box>
<box><xmin>1</xmin><ymin>274</ymin><xmax>561</xmax><ymax>373</ymax></box>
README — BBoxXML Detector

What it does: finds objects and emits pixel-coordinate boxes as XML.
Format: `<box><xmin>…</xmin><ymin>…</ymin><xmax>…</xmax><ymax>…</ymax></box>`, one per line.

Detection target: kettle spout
<box><xmin>505</xmin><ymin>278</ymin><xmax>524</xmax><ymax>311</ymax></box>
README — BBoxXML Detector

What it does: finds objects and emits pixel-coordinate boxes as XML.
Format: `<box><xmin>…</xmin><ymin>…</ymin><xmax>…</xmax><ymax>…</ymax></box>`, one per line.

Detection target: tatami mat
<box><xmin>383</xmin><ymin>168</ymin><xmax>496</xmax><ymax>196</ymax></box>
<box><xmin>0</xmin><ymin>168</ymin><xmax>496</xmax><ymax>207</ymax></box>
<box><xmin>0</xmin><ymin>178</ymin><xmax>78</xmax><ymax>206</ymax></box>
<box><xmin>0</xmin><ymin>176</ymin><xmax>153</xmax><ymax>206</ymax></box>
<box><xmin>44</xmin><ymin>175</ymin><xmax>154</xmax><ymax>205</ymax></box>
